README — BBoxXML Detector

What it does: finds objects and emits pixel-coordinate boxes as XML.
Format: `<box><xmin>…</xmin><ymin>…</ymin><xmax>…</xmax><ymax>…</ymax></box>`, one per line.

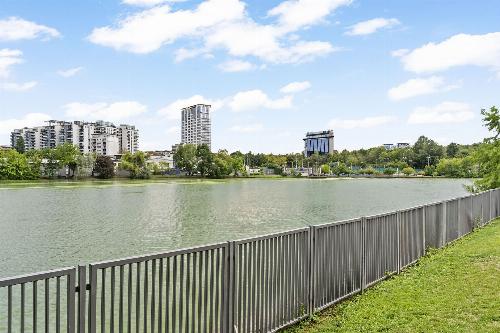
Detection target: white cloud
<box><xmin>0</xmin><ymin>48</ymin><xmax>23</xmax><ymax>78</ymax></box>
<box><xmin>1</xmin><ymin>81</ymin><xmax>37</xmax><ymax>92</ymax></box>
<box><xmin>157</xmin><ymin>95</ymin><xmax>224</xmax><ymax>120</ymax></box>
<box><xmin>218</xmin><ymin>59</ymin><xmax>256</xmax><ymax>72</ymax></box>
<box><xmin>408</xmin><ymin>102</ymin><xmax>474</xmax><ymax>124</ymax></box>
<box><xmin>346</xmin><ymin>18</ymin><xmax>400</xmax><ymax>36</ymax></box>
<box><xmin>280</xmin><ymin>80</ymin><xmax>311</xmax><ymax>93</ymax></box>
<box><xmin>388</xmin><ymin>76</ymin><xmax>459</xmax><ymax>101</ymax></box>
<box><xmin>401</xmin><ymin>32</ymin><xmax>500</xmax><ymax>75</ymax></box>
<box><xmin>88</xmin><ymin>0</ymin><xmax>345</xmax><ymax>66</ymax></box>
<box><xmin>0</xmin><ymin>113</ymin><xmax>51</xmax><ymax>135</ymax></box>
<box><xmin>122</xmin><ymin>0</ymin><xmax>171</xmax><ymax>7</ymax></box>
<box><xmin>328</xmin><ymin>116</ymin><xmax>396</xmax><ymax>129</ymax></box>
<box><xmin>57</xmin><ymin>67</ymin><xmax>84</xmax><ymax>78</ymax></box>
<box><xmin>229</xmin><ymin>123</ymin><xmax>263</xmax><ymax>133</ymax></box>
<box><xmin>228</xmin><ymin>89</ymin><xmax>293</xmax><ymax>112</ymax></box>
<box><xmin>0</xmin><ymin>17</ymin><xmax>60</xmax><ymax>41</ymax></box>
<box><xmin>88</xmin><ymin>1</ymin><xmax>246</xmax><ymax>54</ymax></box>
<box><xmin>391</xmin><ymin>48</ymin><xmax>408</xmax><ymax>57</ymax></box>
<box><xmin>63</xmin><ymin>101</ymin><xmax>147</xmax><ymax>122</ymax></box>
<box><xmin>267</xmin><ymin>0</ymin><xmax>352</xmax><ymax>31</ymax></box>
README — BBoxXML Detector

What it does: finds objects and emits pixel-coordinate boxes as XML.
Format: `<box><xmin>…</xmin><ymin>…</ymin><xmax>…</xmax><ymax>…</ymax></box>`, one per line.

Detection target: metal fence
<box><xmin>1</xmin><ymin>188</ymin><xmax>499</xmax><ymax>333</ymax></box>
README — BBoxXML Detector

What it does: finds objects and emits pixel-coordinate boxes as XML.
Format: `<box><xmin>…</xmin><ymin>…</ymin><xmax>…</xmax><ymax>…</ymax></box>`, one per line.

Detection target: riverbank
<box><xmin>285</xmin><ymin>218</ymin><xmax>500</xmax><ymax>333</ymax></box>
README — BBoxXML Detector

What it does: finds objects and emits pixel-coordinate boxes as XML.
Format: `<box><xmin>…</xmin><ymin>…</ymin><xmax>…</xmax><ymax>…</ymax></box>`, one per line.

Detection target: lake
<box><xmin>0</xmin><ymin>178</ymin><xmax>472</xmax><ymax>277</ymax></box>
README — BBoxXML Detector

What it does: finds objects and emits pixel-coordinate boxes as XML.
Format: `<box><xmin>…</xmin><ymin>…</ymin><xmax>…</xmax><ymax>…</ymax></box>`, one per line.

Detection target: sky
<box><xmin>0</xmin><ymin>0</ymin><xmax>499</xmax><ymax>153</ymax></box>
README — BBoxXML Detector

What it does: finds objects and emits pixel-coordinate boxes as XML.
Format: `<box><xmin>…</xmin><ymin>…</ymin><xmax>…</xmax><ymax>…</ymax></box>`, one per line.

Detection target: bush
<box><xmin>402</xmin><ymin>167</ymin><xmax>415</xmax><ymax>176</ymax></box>
<box><xmin>93</xmin><ymin>156</ymin><xmax>115</xmax><ymax>179</ymax></box>
<box><xmin>383</xmin><ymin>167</ymin><xmax>396</xmax><ymax>175</ymax></box>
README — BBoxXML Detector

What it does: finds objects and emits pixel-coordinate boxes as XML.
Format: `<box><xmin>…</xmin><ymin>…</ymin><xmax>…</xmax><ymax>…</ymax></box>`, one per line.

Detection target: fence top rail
<box><xmin>233</xmin><ymin>226</ymin><xmax>309</xmax><ymax>245</ymax></box>
<box><xmin>365</xmin><ymin>210</ymin><xmax>398</xmax><ymax>220</ymax></box>
<box><xmin>0</xmin><ymin>267</ymin><xmax>75</xmax><ymax>288</ymax></box>
<box><xmin>313</xmin><ymin>217</ymin><xmax>362</xmax><ymax>230</ymax></box>
<box><xmin>90</xmin><ymin>241</ymin><xmax>227</xmax><ymax>269</ymax></box>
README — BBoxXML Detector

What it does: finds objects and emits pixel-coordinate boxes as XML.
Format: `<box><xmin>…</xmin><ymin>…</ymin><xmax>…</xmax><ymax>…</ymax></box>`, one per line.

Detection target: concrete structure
<box><xmin>10</xmin><ymin>120</ymin><xmax>139</xmax><ymax>155</ymax></box>
<box><xmin>181</xmin><ymin>104</ymin><xmax>211</xmax><ymax>149</ymax></box>
<box><xmin>146</xmin><ymin>150</ymin><xmax>175</xmax><ymax>169</ymax></box>
<box><xmin>303</xmin><ymin>130</ymin><xmax>335</xmax><ymax>157</ymax></box>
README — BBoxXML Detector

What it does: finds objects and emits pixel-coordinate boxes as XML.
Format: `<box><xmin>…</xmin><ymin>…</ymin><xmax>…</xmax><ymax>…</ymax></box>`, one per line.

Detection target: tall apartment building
<box><xmin>10</xmin><ymin>120</ymin><xmax>139</xmax><ymax>156</ymax></box>
<box><xmin>181</xmin><ymin>104</ymin><xmax>211</xmax><ymax>149</ymax></box>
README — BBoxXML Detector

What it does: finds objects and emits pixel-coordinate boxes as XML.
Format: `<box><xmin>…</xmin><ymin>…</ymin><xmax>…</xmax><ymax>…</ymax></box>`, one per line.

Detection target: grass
<box><xmin>285</xmin><ymin>218</ymin><xmax>500</xmax><ymax>333</ymax></box>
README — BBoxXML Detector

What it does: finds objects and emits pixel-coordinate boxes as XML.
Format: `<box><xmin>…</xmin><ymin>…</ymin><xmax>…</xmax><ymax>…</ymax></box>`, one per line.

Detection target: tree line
<box><xmin>0</xmin><ymin>143</ymin><xmax>151</xmax><ymax>180</ymax></box>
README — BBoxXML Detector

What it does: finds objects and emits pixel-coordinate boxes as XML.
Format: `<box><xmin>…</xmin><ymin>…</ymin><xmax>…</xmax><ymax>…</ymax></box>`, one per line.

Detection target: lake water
<box><xmin>0</xmin><ymin>178</ymin><xmax>472</xmax><ymax>277</ymax></box>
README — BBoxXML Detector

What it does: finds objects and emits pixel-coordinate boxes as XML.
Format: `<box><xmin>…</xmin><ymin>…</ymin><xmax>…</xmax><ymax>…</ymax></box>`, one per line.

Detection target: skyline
<box><xmin>1</xmin><ymin>0</ymin><xmax>499</xmax><ymax>153</ymax></box>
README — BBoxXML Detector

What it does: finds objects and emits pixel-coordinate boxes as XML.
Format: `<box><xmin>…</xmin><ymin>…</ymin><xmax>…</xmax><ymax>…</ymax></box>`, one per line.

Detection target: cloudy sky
<box><xmin>0</xmin><ymin>0</ymin><xmax>499</xmax><ymax>152</ymax></box>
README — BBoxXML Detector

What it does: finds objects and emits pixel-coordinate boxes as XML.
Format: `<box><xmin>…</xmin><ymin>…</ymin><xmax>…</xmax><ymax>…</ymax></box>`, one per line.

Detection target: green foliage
<box><xmin>423</xmin><ymin>165</ymin><xmax>435</xmax><ymax>176</ymax></box>
<box><xmin>481</xmin><ymin>106</ymin><xmax>499</xmax><ymax>142</ymax></box>
<box><xmin>76</xmin><ymin>153</ymin><xmax>97</xmax><ymax>178</ymax></box>
<box><xmin>402</xmin><ymin>167</ymin><xmax>415</xmax><ymax>176</ymax></box>
<box><xmin>412</xmin><ymin>136</ymin><xmax>444</xmax><ymax>169</ymax></box>
<box><xmin>120</xmin><ymin>151</ymin><xmax>150</xmax><ymax>179</ymax></box>
<box><xmin>331</xmin><ymin>163</ymin><xmax>350</xmax><ymax>176</ymax></box>
<box><xmin>446</xmin><ymin>142</ymin><xmax>460</xmax><ymax>157</ymax></box>
<box><xmin>383</xmin><ymin>167</ymin><xmax>396</xmax><ymax>175</ymax></box>
<box><xmin>471</xmin><ymin>106</ymin><xmax>500</xmax><ymax>191</ymax></box>
<box><xmin>196</xmin><ymin>144</ymin><xmax>213</xmax><ymax>177</ymax></box>
<box><xmin>360</xmin><ymin>167</ymin><xmax>376</xmax><ymax>175</ymax></box>
<box><xmin>472</xmin><ymin>141</ymin><xmax>500</xmax><ymax>191</ymax></box>
<box><xmin>321</xmin><ymin>164</ymin><xmax>331</xmax><ymax>174</ymax></box>
<box><xmin>55</xmin><ymin>143</ymin><xmax>80</xmax><ymax>177</ymax></box>
<box><xmin>15</xmin><ymin>137</ymin><xmax>25</xmax><ymax>154</ymax></box>
<box><xmin>436</xmin><ymin>157</ymin><xmax>477</xmax><ymax>178</ymax></box>
<box><xmin>93</xmin><ymin>155</ymin><xmax>115</xmax><ymax>179</ymax></box>
<box><xmin>173</xmin><ymin>144</ymin><xmax>198</xmax><ymax>175</ymax></box>
<box><xmin>0</xmin><ymin>149</ymin><xmax>40</xmax><ymax>180</ymax></box>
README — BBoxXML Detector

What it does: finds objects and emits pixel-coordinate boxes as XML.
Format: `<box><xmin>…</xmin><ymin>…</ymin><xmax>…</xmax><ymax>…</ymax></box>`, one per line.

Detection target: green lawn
<box><xmin>285</xmin><ymin>219</ymin><xmax>500</xmax><ymax>333</ymax></box>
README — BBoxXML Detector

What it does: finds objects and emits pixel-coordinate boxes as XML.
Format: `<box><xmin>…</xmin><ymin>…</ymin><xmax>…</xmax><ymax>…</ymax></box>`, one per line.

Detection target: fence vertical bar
<box><xmin>360</xmin><ymin>217</ymin><xmax>366</xmax><ymax>293</ymax></box>
<box><xmin>422</xmin><ymin>206</ymin><xmax>426</xmax><ymax>256</ymax></box>
<box><xmin>308</xmin><ymin>226</ymin><xmax>315</xmax><ymax>315</ymax></box>
<box><xmin>396</xmin><ymin>211</ymin><xmax>401</xmax><ymax>273</ymax></box>
<box><xmin>78</xmin><ymin>265</ymin><xmax>87</xmax><ymax>333</ymax></box>
<box><xmin>67</xmin><ymin>269</ymin><xmax>76</xmax><ymax>333</ymax></box>
<box><xmin>88</xmin><ymin>265</ymin><xmax>97</xmax><ymax>333</ymax></box>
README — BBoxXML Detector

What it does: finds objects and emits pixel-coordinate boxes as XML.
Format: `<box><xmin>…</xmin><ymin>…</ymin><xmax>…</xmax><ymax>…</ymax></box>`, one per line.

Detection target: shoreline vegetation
<box><xmin>1</xmin><ymin>106</ymin><xmax>498</xmax><ymax>192</ymax></box>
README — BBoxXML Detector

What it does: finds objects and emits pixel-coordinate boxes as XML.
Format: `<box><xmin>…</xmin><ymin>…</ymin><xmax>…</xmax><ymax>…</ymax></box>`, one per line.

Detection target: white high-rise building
<box><xmin>10</xmin><ymin>120</ymin><xmax>139</xmax><ymax>155</ymax></box>
<box><xmin>181</xmin><ymin>104</ymin><xmax>211</xmax><ymax>149</ymax></box>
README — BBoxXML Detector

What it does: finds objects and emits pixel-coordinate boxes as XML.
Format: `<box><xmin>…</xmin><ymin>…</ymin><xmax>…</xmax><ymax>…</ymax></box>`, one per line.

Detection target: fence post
<box><xmin>396</xmin><ymin>211</ymin><xmax>401</xmax><ymax>273</ymax></box>
<box><xmin>490</xmin><ymin>190</ymin><xmax>493</xmax><ymax>222</ymax></box>
<box><xmin>77</xmin><ymin>265</ymin><xmax>87</xmax><ymax>333</ymax></box>
<box><xmin>88</xmin><ymin>265</ymin><xmax>97</xmax><ymax>333</ymax></box>
<box><xmin>308</xmin><ymin>226</ymin><xmax>315</xmax><ymax>316</ymax></box>
<box><xmin>222</xmin><ymin>241</ymin><xmax>235</xmax><ymax>333</ymax></box>
<box><xmin>422</xmin><ymin>206</ymin><xmax>426</xmax><ymax>256</ymax></box>
<box><xmin>360</xmin><ymin>217</ymin><xmax>366</xmax><ymax>293</ymax></box>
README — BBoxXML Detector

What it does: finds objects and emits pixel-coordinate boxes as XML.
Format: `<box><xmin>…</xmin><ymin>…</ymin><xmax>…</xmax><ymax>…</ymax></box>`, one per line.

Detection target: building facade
<box><xmin>303</xmin><ymin>130</ymin><xmax>335</xmax><ymax>157</ymax></box>
<box><xmin>181</xmin><ymin>104</ymin><xmax>211</xmax><ymax>149</ymax></box>
<box><xmin>10</xmin><ymin>120</ymin><xmax>139</xmax><ymax>156</ymax></box>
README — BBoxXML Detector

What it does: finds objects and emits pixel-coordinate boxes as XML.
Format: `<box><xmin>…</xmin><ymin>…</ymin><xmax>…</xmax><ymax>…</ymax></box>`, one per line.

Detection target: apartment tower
<box><xmin>181</xmin><ymin>104</ymin><xmax>211</xmax><ymax>149</ymax></box>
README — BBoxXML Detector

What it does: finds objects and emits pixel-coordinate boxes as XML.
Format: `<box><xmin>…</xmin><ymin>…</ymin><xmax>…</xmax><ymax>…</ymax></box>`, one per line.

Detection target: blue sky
<box><xmin>1</xmin><ymin>0</ymin><xmax>499</xmax><ymax>153</ymax></box>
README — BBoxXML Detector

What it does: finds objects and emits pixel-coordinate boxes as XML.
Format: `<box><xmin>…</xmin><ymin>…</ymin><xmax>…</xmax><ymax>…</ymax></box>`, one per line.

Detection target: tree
<box><xmin>41</xmin><ymin>148</ymin><xmax>61</xmax><ymax>178</ymax></box>
<box><xmin>55</xmin><ymin>143</ymin><xmax>80</xmax><ymax>177</ymax></box>
<box><xmin>93</xmin><ymin>155</ymin><xmax>115</xmax><ymax>179</ymax></box>
<box><xmin>402</xmin><ymin>167</ymin><xmax>415</xmax><ymax>176</ymax></box>
<box><xmin>76</xmin><ymin>153</ymin><xmax>97</xmax><ymax>178</ymax></box>
<box><xmin>173</xmin><ymin>144</ymin><xmax>197</xmax><ymax>175</ymax></box>
<box><xmin>446</xmin><ymin>142</ymin><xmax>460</xmax><ymax>157</ymax></box>
<box><xmin>196</xmin><ymin>144</ymin><xmax>213</xmax><ymax>177</ymax></box>
<box><xmin>481</xmin><ymin>106</ymin><xmax>499</xmax><ymax>142</ymax></box>
<box><xmin>120</xmin><ymin>151</ymin><xmax>150</xmax><ymax>179</ymax></box>
<box><xmin>15</xmin><ymin>137</ymin><xmax>25</xmax><ymax>154</ymax></box>
<box><xmin>471</xmin><ymin>106</ymin><xmax>500</xmax><ymax>191</ymax></box>
<box><xmin>412</xmin><ymin>136</ymin><xmax>444</xmax><ymax>169</ymax></box>
<box><xmin>0</xmin><ymin>149</ymin><xmax>39</xmax><ymax>180</ymax></box>
<box><xmin>424</xmin><ymin>165</ymin><xmax>435</xmax><ymax>176</ymax></box>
